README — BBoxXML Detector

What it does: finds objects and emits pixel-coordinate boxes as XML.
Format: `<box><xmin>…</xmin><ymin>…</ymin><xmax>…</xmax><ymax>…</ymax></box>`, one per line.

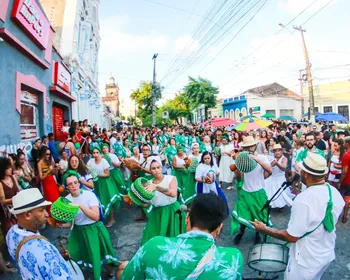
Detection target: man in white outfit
<box><xmin>252</xmin><ymin>153</ymin><xmax>344</xmax><ymax>280</ymax></box>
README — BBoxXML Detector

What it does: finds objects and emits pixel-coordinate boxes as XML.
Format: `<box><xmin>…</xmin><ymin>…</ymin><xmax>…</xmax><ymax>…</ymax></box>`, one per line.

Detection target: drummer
<box><xmin>231</xmin><ymin>136</ymin><xmax>272</xmax><ymax>245</ymax></box>
<box><xmin>140</xmin><ymin>159</ymin><xmax>185</xmax><ymax>245</ymax></box>
<box><xmin>251</xmin><ymin>153</ymin><xmax>344</xmax><ymax>280</ymax></box>
<box><xmin>6</xmin><ymin>189</ymin><xmax>72</xmax><ymax>279</ymax></box>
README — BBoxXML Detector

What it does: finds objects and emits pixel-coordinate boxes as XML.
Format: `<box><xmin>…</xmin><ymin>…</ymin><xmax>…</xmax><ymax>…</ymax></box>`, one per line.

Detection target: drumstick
<box><xmin>59</xmin><ymin>240</ymin><xmax>77</xmax><ymax>274</ymax></box>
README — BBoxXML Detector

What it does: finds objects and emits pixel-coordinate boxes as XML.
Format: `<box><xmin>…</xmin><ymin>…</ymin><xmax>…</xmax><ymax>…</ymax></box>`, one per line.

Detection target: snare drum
<box><xmin>66</xmin><ymin>259</ymin><xmax>85</xmax><ymax>279</ymax></box>
<box><xmin>247</xmin><ymin>243</ymin><xmax>289</xmax><ymax>273</ymax></box>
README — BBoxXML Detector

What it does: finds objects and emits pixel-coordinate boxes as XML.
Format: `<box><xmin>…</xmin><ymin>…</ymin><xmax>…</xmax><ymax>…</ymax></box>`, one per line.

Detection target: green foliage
<box><xmin>130</xmin><ymin>81</ymin><xmax>162</xmax><ymax>120</ymax></box>
<box><xmin>183</xmin><ymin>76</ymin><xmax>218</xmax><ymax>119</ymax></box>
<box><xmin>159</xmin><ymin>92</ymin><xmax>190</xmax><ymax>125</ymax></box>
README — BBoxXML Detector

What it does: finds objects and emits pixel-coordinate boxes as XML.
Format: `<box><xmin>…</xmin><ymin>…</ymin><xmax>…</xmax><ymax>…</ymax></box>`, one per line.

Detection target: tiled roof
<box><xmin>242</xmin><ymin>82</ymin><xmax>301</xmax><ymax>100</ymax></box>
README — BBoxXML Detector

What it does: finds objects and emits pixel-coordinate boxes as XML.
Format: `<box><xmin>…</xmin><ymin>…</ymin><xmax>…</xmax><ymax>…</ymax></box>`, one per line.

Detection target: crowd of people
<box><xmin>0</xmin><ymin>118</ymin><xmax>349</xmax><ymax>279</ymax></box>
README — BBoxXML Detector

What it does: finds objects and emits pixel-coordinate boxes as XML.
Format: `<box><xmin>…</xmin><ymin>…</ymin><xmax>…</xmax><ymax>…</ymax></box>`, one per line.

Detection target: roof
<box><xmin>242</xmin><ymin>82</ymin><xmax>302</xmax><ymax>100</ymax></box>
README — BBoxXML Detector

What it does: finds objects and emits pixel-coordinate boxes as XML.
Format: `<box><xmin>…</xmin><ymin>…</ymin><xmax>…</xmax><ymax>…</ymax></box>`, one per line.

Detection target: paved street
<box><xmin>2</xmin><ymin>186</ymin><xmax>350</xmax><ymax>279</ymax></box>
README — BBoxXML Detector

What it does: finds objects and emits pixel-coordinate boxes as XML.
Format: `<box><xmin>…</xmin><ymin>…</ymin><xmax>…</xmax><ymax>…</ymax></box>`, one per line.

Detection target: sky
<box><xmin>98</xmin><ymin>0</ymin><xmax>350</xmax><ymax>117</ymax></box>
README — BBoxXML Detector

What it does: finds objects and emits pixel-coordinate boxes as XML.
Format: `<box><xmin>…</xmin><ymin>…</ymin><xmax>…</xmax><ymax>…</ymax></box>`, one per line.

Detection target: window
<box><xmin>235</xmin><ymin>109</ymin><xmax>240</xmax><ymax>120</ymax></box>
<box><xmin>280</xmin><ymin>109</ymin><xmax>294</xmax><ymax>116</ymax></box>
<box><xmin>20</xmin><ymin>91</ymin><xmax>39</xmax><ymax>141</ymax></box>
<box><xmin>338</xmin><ymin>105</ymin><xmax>349</xmax><ymax>121</ymax></box>
<box><xmin>230</xmin><ymin>109</ymin><xmax>234</xmax><ymax>120</ymax></box>
<box><xmin>241</xmin><ymin>108</ymin><xmax>247</xmax><ymax>117</ymax></box>
<box><xmin>266</xmin><ymin>109</ymin><xmax>276</xmax><ymax>115</ymax></box>
<box><xmin>225</xmin><ymin>110</ymin><xmax>229</xmax><ymax>118</ymax></box>
<box><xmin>323</xmin><ymin>106</ymin><xmax>332</xmax><ymax>113</ymax></box>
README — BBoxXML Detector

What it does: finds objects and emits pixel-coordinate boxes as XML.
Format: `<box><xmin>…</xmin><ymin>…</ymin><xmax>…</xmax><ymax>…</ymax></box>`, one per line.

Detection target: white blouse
<box><xmin>151</xmin><ymin>175</ymin><xmax>177</xmax><ymax>207</ymax></box>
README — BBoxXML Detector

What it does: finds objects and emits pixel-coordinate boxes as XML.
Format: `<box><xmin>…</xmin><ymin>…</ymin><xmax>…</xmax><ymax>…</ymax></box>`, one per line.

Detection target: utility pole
<box><xmin>298</xmin><ymin>69</ymin><xmax>307</xmax><ymax>119</ymax></box>
<box><xmin>294</xmin><ymin>26</ymin><xmax>315</xmax><ymax>123</ymax></box>
<box><xmin>152</xmin><ymin>53</ymin><xmax>158</xmax><ymax>127</ymax></box>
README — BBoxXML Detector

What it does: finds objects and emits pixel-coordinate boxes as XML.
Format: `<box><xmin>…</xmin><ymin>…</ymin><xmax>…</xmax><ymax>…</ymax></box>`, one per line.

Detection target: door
<box><xmin>52</xmin><ymin>105</ymin><xmax>64</xmax><ymax>141</ymax></box>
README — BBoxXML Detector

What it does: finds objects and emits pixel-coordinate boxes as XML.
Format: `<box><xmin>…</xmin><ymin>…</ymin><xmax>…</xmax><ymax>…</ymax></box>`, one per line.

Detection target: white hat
<box><xmin>239</xmin><ymin>136</ymin><xmax>259</xmax><ymax>147</ymax></box>
<box><xmin>272</xmin><ymin>144</ymin><xmax>283</xmax><ymax>150</ymax></box>
<box><xmin>298</xmin><ymin>153</ymin><xmax>329</xmax><ymax>176</ymax></box>
<box><xmin>10</xmin><ymin>189</ymin><xmax>52</xmax><ymax>215</ymax></box>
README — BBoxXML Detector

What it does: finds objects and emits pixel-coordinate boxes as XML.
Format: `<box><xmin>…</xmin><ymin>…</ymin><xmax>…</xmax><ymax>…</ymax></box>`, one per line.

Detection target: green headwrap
<box><xmin>62</xmin><ymin>170</ymin><xmax>80</xmax><ymax>188</ymax></box>
<box><xmin>91</xmin><ymin>146</ymin><xmax>102</xmax><ymax>154</ymax></box>
<box><xmin>222</xmin><ymin>134</ymin><xmax>229</xmax><ymax>141</ymax></box>
<box><xmin>101</xmin><ymin>143</ymin><xmax>109</xmax><ymax>151</ymax></box>
<box><xmin>176</xmin><ymin>146</ymin><xmax>185</xmax><ymax>152</ymax></box>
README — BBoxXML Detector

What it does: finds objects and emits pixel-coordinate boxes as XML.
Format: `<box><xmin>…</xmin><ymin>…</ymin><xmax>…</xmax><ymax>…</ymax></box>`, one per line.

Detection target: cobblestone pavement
<box><xmin>2</xmin><ymin>186</ymin><xmax>350</xmax><ymax>279</ymax></box>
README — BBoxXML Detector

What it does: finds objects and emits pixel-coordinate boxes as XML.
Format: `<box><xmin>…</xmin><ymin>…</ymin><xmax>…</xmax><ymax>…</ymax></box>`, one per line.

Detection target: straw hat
<box><xmin>298</xmin><ymin>153</ymin><xmax>329</xmax><ymax>176</ymax></box>
<box><xmin>272</xmin><ymin>144</ymin><xmax>283</xmax><ymax>150</ymax></box>
<box><xmin>239</xmin><ymin>136</ymin><xmax>259</xmax><ymax>147</ymax></box>
<box><xmin>10</xmin><ymin>188</ymin><xmax>52</xmax><ymax>215</ymax></box>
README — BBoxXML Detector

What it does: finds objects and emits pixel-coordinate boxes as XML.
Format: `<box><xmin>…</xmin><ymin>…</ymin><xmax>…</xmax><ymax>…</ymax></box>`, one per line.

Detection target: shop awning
<box><xmin>49</xmin><ymin>86</ymin><xmax>76</xmax><ymax>102</ymax></box>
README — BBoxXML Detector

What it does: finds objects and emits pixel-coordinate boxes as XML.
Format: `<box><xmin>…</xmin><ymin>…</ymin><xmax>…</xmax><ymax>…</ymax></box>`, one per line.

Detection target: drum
<box><xmin>66</xmin><ymin>259</ymin><xmax>85</xmax><ymax>279</ymax></box>
<box><xmin>247</xmin><ymin>243</ymin><xmax>289</xmax><ymax>273</ymax></box>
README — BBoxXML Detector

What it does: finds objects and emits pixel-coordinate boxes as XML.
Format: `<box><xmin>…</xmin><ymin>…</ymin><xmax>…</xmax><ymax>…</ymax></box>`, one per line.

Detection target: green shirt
<box><xmin>296</xmin><ymin>147</ymin><xmax>325</xmax><ymax>162</ymax></box>
<box><xmin>122</xmin><ymin>230</ymin><xmax>243</xmax><ymax>280</ymax></box>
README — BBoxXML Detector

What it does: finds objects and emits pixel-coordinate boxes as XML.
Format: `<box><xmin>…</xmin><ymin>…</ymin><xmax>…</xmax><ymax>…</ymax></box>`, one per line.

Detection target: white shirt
<box><xmin>195</xmin><ymin>163</ymin><xmax>219</xmax><ymax>194</ymax></box>
<box><xmin>59</xmin><ymin>159</ymin><xmax>68</xmax><ymax>172</ymax></box>
<box><xmin>151</xmin><ymin>175</ymin><xmax>177</xmax><ymax>207</ymax></box>
<box><xmin>87</xmin><ymin>158</ymin><xmax>110</xmax><ymax>175</ymax></box>
<box><xmin>67</xmin><ymin>191</ymin><xmax>99</xmax><ymax>226</ymax></box>
<box><xmin>107</xmin><ymin>153</ymin><xmax>120</xmax><ymax>170</ymax></box>
<box><xmin>110</xmin><ymin>137</ymin><xmax>117</xmax><ymax>153</ymax></box>
<box><xmin>80</xmin><ymin>173</ymin><xmax>94</xmax><ymax>191</ymax></box>
<box><xmin>242</xmin><ymin>154</ymin><xmax>270</xmax><ymax>192</ymax></box>
<box><xmin>287</xmin><ymin>184</ymin><xmax>344</xmax><ymax>268</ymax></box>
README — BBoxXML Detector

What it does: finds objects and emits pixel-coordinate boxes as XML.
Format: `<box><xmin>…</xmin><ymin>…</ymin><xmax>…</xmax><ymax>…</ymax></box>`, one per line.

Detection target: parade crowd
<box><xmin>0</xmin><ymin>118</ymin><xmax>349</xmax><ymax>280</ymax></box>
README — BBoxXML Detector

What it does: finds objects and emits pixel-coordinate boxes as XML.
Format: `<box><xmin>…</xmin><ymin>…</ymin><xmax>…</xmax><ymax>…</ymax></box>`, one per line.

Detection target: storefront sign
<box><xmin>54</xmin><ymin>62</ymin><xmax>71</xmax><ymax>92</ymax></box>
<box><xmin>11</xmin><ymin>0</ymin><xmax>50</xmax><ymax>49</ymax></box>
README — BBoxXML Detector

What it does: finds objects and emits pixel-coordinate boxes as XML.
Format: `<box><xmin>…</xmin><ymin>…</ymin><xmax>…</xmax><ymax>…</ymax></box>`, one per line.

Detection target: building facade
<box><xmin>102</xmin><ymin>76</ymin><xmax>120</xmax><ymax>118</ymax></box>
<box><xmin>302</xmin><ymin>80</ymin><xmax>350</xmax><ymax>121</ymax></box>
<box><xmin>0</xmin><ymin>0</ymin><xmax>74</xmax><ymax>152</ymax></box>
<box><xmin>40</xmin><ymin>0</ymin><xmax>103</xmax><ymax>127</ymax></box>
<box><xmin>222</xmin><ymin>82</ymin><xmax>302</xmax><ymax>121</ymax></box>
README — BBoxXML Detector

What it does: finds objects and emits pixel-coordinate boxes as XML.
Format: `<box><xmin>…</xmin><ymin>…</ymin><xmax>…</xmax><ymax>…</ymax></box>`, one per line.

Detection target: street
<box><xmin>2</xmin><ymin>186</ymin><xmax>350</xmax><ymax>280</ymax></box>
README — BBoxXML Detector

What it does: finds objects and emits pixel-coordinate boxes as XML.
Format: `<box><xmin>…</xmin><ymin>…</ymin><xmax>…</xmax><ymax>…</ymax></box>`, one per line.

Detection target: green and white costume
<box><xmin>122</xmin><ymin>230</ymin><xmax>243</xmax><ymax>280</ymax></box>
<box><xmin>172</xmin><ymin>155</ymin><xmax>190</xmax><ymax>202</ymax></box>
<box><xmin>141</xmin><ymin>175</ymin><xmax>186</xmax><ymax>245</ymax></box>
<box><xmin>231</xmin><ymin>154</ymin><xmax>272</xmax><ymax>233</ymax></box>
<box><xmin>181</xmin><ymin>153</ymin><xmax>201</xmax><ymax>205</ymax></box>
<box><xmin>67</xmin><ymin>191</ymin><xmax>118</xmax><ymax>280</ymax></box>
<box><xmin>87</xmin><ymin>158</ymin><xmax>121</xmax><ymax>217</ymax></box>
<box><xmin>103</xmin><ymin>152</ymin><xmax>127</xmax><ymax>195</ymax></box>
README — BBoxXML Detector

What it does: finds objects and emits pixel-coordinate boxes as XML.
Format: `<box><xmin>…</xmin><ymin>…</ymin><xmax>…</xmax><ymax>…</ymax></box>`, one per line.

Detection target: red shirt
<box><xmin>342</xmin><ymin>150</ymin><xmax>350</xmax><ymax>185</ymax></box>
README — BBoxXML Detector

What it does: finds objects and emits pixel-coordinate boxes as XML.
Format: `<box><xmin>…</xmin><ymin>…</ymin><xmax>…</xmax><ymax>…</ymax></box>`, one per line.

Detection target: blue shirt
<box><xmin>6</xmin><ymin>225</ymin><xmax>72</xmax><ymax>280</ymax></box>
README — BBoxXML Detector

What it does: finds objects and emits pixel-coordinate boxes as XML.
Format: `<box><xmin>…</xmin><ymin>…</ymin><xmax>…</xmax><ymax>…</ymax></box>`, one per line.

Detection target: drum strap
<box><xmin>16</xmin><ymin>235</ymin><xmax>48</xmax><ymax>262</ymax></box>
<box><xmin>185</xmin><ymin>244</ymin><xmax>216</xmax><ymax>280</ymax></box>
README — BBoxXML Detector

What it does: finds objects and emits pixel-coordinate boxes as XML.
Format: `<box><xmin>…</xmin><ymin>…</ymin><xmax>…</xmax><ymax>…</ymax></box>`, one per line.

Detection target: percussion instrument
<box><xmin>184</xmin><ymin>157</ymin><xmax>191</xmax><ymax>168</ymax></box>
<box><xmin>188</xmin><ymin>157</ymin><xmax>199</xmax><ymax>173</ymax></box>
<box><xmin>66</xmin><ymin>259</ymin><xmax>85</xmax><ymax>279</ymax></box>
<box><xmin>229</xmin><ymin>164</ymin><xmax>237</xmax><ymax>172</ymax></box>
<box><xmin>87</xmin><ymin>166</ymin><xmax>99</xmax><ymax>182</ymax></box>
<box><xmin>235</xmin><ymin>151</ymin><xmax>257</xmax><ymax>173</ymax></box>
<box><xmin>128</xmin><ymin>177</ymin><xmax>155</xmax><ymax>206</ymax></box>
<box><xmin>124</xmin><ymin>158</ymin><xmax>141</xmax><ymax>172</ymax></box>
<box><xmin>50</xmin><ymin>197</ymin><xmax>79</xmax><ymax>223</ymax></box>
<box><xmin>205</xmin><ymin>170</ymin><xmax>215</xmax><ymax>183</ymax></box>
<box><xmin>247</xmin><ymin>243</ymin><xmax>289</xmax><ymax>273</ymax></box>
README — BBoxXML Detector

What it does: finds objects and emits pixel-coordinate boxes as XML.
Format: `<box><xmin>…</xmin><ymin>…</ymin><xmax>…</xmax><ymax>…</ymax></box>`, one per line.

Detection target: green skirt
<box><xmin>231</xmin><ymin>188</ymin><xmax>272</xmax><ymax>234</ymax></box>
<box><xmin>172</xmin><ymin>168</ymin><xmax>188</xmax><ymax>194</ymax></box>
<box><xmin>68</xmin><ymin>221</ymin><xmax>118</xmax><ymax>280</ymax></box>
<box><xmin>110</xmin><ymin>168</ymin><xmax>127</xmax><ymax>195</ymax></box>
<box><xmin>179</xmin><ymin>171</ymin><xmax>197</xmax><ymax>205</ymax></box>
<box><xmin>94</xmin><ymin>177</ymin><xmax>121</xmax><ymax>217</ymax></box>
<box><xmin>141</xmin><ymin>201</ymin><xmax>186</xmax><ymax>245</ymax></box>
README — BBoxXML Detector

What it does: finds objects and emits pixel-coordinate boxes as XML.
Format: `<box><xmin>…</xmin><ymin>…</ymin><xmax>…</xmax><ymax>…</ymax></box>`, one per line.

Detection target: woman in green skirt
<box><xmin>172</xmin><ymin>146</ymin><xmax>190</xmax><ymax>203</ymax></box>
<box><xmin>87</xmin><ymin>147</ymin><xmax>120</xmax><ymax>227</ymax></box>
<box><xmin>101</xmin><ymin>144</ymin><xmax>127</xmax><ymax>195</ymax></box>
<box><xmin>141</xmin><ymin>159</ymin><xmax>186</xmax><ymax>245</ymax></box>
<box><xmin>58</xmin><ymin>172</ymin><xmax>119</xmax><ymax>280</ymax></box>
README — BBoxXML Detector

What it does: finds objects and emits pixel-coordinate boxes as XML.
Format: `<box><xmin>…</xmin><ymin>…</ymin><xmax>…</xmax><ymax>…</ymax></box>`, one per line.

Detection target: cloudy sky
<box><xmin>98</xmin><ymin>0</ymin><xmax>350</xmax><ymax>116</ymax></box>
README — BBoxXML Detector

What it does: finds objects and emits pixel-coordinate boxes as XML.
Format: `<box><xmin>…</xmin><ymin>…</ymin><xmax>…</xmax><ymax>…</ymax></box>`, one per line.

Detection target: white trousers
<box><xmin>284</xmin><ymin>255</ymin><xmax>331</xmax><ymax>280</ymax></box>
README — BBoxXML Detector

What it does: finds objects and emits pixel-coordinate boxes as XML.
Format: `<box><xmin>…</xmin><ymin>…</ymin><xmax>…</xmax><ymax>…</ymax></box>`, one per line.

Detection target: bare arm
<box><xmin>340</xmin><ymin>165</ymin><xmax>348</xmax><ymax>185</ymax></box>
<box><xmin>76</xmin><ymin>204</ymin><xmax>100</xmax><ymax>221</ymax></box>
<box><xmin>98</xmin><ymin>168</ymin><xmax>110</xmax><ymax>178</ymax></box>
<box><xmin>251</xmin><ymin>220</ymin><xmax>299</xmax><ymax>243</ymax></box>
<box><xmin>156</xmin><ymin>177</ymin><xmax>177</xmax><ymax>197</ymax></box>
<box><xmin>275</xmin><ymin>157</ymin><xmax>287</xmax><ymax>172</ymax></box>
<box><xmin>79</xmin><ymin>177</ymin><xmax>94</xmax><ymax>190</ymax></box>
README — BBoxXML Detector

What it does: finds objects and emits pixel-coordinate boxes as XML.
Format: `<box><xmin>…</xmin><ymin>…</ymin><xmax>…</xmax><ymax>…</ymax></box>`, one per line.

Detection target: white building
<box><xmin>222</xmin><ymin>82</ymin><xmax>302</xmax><ymax>121</ymax></box>
<box><xmin>41</xmin><ymin>0</ymin><xmax>103</xmax><ymax>127</ymax></box>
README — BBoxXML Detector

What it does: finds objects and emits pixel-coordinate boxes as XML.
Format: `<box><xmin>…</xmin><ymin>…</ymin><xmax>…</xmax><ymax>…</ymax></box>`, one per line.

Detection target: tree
<box><xmin>159</xmin><ymin>92</ymin><xmax>190</xmax><ymax>125</ymax></box>
<box><xmin>183</xmin><ymin>76</ymin><xmax>218</xmax><ymax>120</ymax></box>
<box><xmin>130</xmin><ymin>81</ymin><xmax>162</xmax><ymax>122</ymax></box>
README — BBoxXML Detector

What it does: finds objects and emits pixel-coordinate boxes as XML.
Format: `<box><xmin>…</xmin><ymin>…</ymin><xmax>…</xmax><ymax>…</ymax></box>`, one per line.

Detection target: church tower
<box><xmin>103</xmin><ymin>76</ymin><xmax>120</xmax><ymax>117</ymax></box>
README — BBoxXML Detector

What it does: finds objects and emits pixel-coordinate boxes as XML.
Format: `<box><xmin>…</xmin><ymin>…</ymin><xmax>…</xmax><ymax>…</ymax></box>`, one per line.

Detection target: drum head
<box><xmin>66</xmin><ymin>259</ymin><xmax>85</xmax><ymax>279</ymax></box>
<box><xmin>247</xmin><ymin>243</ymin><xmax>289</xmax><ymax>273</ymax></box>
